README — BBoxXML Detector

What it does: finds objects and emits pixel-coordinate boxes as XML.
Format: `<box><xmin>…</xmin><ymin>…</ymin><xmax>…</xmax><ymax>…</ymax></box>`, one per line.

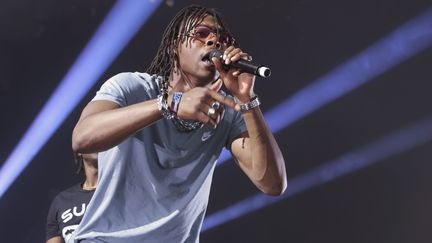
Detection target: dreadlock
<box><xmin>146</xmin><ymin>5</ymin><xmax>233</xmax><ymax>82</ymax></box>
<box><xmin>74</xmin><ymin>153</ymin><xmax>84</xmax><ymax>174</ymax></box>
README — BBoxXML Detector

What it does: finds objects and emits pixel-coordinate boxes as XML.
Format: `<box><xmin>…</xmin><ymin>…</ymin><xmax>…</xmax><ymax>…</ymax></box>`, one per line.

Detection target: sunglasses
<box><xmin>188</xmin><ymin>25</ymin><xmax>235</xmax><ymax>46</ymax></box>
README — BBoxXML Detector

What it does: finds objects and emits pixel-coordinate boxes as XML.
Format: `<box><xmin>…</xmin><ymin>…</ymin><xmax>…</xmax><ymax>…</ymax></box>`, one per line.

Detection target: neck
<box><xmin>82</xmin><ymin>167</ymin><xmax>98</xmax><ymax>190</ymax></box>
<box><xmin>170</xmin><ymin>69</ymin><xmax>211</xmax><ymax>91</ymax></box>
<box><xmin>82</xmin><ymin>184</ymin><xmax>96</xmax><ymax>190</ymax></box>
<box><xmin>82</xmin><ymin>178</ymin><xmax>97</xmax><ymax>190</ymax></box>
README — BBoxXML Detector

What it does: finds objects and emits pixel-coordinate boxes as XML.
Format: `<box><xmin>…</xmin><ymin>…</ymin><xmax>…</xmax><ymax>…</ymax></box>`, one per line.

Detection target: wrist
<box><xmin>234</xmin><ymin>92</ymin><xmax>256</xmax><ymax>103</ymax></box>
<box><xmin>170</xmin><ymin>92</ymin><xmax>182</xmax><ymax>116</ymax></box>
<box><xmin>235</xmin><ymin>95</ymin><xmax>261</xmax><ymax>113</ymax></box>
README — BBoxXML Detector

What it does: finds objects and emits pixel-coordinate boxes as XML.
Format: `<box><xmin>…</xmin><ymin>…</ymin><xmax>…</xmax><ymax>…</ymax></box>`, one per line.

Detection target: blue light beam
<box><xmin>217</xmin><ymin>7</ymin><xmax>432</xmax><ymax>165</ymax></box>
<box><xmin>203</xmin><ymin>115</ymin><xmax>432</xmax><ymax>232</ymax></box>
<box><xmin>0</xmin><ymin>0</ymin><xmax>162</xmax><ymax>199</ymax></box>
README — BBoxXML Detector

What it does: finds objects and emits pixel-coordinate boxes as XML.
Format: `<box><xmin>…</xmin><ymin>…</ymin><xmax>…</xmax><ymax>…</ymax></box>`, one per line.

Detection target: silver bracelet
<box><xmin>239</xmin><ymin>96</ymin><xmax>261</xmax><ymax>112</ymax></box>
<box><xmin>157</xmin><ymin>94</ymin><xmax>175</xmax><ymax>119</ymax></box>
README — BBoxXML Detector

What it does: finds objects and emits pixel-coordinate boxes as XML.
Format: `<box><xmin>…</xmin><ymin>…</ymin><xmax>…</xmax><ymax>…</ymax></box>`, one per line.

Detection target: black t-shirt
<box><xmin>46</xmin><ymin>183</ymin><xmax>95</xmax><ymax>242</ymax></box>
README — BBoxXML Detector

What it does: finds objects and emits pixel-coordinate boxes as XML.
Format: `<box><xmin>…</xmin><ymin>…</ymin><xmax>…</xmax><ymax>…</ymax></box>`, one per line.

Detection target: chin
<box><xmin>195</xmin><ymin>78</ymin><xmax>213</xmax><ymax>87</ymax></box>
<box><xmin>196</xmin><ymin>71</ymin><xmax>216</xmax><ymax>83</ymax></box>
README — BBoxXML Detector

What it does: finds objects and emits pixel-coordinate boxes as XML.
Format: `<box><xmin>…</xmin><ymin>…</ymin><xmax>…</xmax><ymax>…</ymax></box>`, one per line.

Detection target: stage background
<box><xmin>0</xmin><ymin>0</ymin><xmax>431</xmax><ymax>242</ymax></box>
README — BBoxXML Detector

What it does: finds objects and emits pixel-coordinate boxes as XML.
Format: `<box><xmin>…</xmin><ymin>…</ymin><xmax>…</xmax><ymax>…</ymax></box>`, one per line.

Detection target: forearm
<box><xmin>46</xmin><ymin>236</ymin><xmax>63</xmax><ymax>243</ymax></box>
<box><xmin>240</xmin><ymin>107</ymin><xmax>287</xmax><ymax>195</ymax></box>
<box><xmin>72</xmin><ymin>99</ymin><xmax>162</xmax><ymax>153</ymax></box>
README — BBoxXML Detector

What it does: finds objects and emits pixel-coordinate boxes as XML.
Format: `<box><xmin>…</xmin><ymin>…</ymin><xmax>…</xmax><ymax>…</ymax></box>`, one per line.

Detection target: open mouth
<box><xmin>201</xmin><ymin>51</ymin><xmax>213</xmax><ymax>65</ymax></box>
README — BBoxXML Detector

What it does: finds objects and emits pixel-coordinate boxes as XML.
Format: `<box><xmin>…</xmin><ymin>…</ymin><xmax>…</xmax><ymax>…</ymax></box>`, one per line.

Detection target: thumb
<box><xmin>210</xmin><ymin>78</ymin><xmax>223</xmax><ymax>92</ymax></box>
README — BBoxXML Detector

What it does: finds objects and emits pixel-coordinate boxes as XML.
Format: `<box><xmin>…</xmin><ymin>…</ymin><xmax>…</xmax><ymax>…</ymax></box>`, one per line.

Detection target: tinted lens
<box><xmin>193</xmin><ymin>26</ymin><xmax>234</xmax><ymax>46</ymax></box>
<box><xmin>194</xmin><ymin>26</ymin><xmax>212</xmax><ymax>39</ymax></box>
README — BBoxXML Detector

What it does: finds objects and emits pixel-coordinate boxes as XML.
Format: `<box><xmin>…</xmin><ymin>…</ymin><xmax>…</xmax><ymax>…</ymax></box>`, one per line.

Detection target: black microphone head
<box><xmin>209</xmin><ymin>49</ymin><xmax>223</xmax><ymax>59</ymax></box>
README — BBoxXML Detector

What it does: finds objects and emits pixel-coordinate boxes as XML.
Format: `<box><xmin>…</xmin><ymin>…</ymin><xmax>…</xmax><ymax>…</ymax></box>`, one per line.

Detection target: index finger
<box><xmin>208</xmin><ymin>90</ymin><xmax>240</xmax><ymax>111</ymax></box>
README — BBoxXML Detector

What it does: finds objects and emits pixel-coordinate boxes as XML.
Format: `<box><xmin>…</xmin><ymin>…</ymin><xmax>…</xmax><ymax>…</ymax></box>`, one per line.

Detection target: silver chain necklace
<box><xmin>157</xmin><ymin>77</ymin><xmax>203</xmax><ymax>132</ymax></box>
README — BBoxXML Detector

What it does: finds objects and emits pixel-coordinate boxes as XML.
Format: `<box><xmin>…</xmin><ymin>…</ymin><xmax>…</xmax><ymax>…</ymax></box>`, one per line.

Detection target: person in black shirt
<box><xmin>46</xmin><ymin>153</ymin><xmax>98</xmax><ymax>243</ymax></box>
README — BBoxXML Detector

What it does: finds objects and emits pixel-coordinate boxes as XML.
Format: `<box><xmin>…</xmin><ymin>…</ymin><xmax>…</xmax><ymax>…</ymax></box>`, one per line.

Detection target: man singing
<box><xmin>70</xmin><ymin>4</ymin><xmax>287</xmax><ymax>243</ymax></box>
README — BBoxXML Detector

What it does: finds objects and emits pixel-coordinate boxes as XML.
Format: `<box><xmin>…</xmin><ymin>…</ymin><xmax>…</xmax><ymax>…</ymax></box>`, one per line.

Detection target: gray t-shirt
<box><xmin>69</xmin><ymin>72</ymin><xmax>246</xmax><ymax>243</ymax></box>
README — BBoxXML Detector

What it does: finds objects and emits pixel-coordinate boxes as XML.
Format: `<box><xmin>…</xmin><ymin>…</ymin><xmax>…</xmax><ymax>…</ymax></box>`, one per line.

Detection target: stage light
<box><xmin>206</xmin><ymin>7</ymin><xmax>432</xmax><ymax>231</ymax></box>
<box><xmin>217</xmin><ymin>7</ymin><xmax>432</xmax><ymax>165</ymax></box>
<box><xmin>203</xmin><ymin>116</ymin><xmax>432</xmax><ymax>231</ymax></box>
<box><xmin>0</xmin><ymin>0</ymin><xmax>162</xmax><ymax>199</ymax></box>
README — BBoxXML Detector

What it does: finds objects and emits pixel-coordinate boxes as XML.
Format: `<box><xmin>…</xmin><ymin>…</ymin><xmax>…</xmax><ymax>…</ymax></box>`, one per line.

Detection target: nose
<box><xmin>206</xmin><ymin>35</ymin><xmax>221</xmax><ymax>49</ymax></box>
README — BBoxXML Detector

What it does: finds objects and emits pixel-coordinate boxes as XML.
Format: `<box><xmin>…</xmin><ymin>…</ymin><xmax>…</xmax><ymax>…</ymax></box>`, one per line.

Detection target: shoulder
<box><xmin>94</xmin><ymin>72</ymin><xmax>162</xmax><ymax>105</ymax></box>
<box><xmin>107</xmin><ymin>72</ymin><xmax>160</xmax><ymax>91</ymax></box>
<box><xmin>56</xmin><ymin>183</ymin><xmax>83</xmax><ymax>198</ymax></box>
<box><xmin>48</xmin><ymin>184</ymin><xmax>79</xmax><ymax>209</ymax></box>
<box><xmin>105</xmin><ymin>72</ymin><xmax>161</xmax><ymax>99</ymax></box>
<box><xmin>58</xmin><ymin>184</ymin><xmax>82</xmax><ymax>196</ymax></box>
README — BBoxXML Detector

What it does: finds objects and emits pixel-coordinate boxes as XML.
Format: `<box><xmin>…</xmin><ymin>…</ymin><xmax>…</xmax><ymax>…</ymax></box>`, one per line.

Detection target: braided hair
<box><xmin>146</xmin><ymin>5</ymin><xmax>232</xmax><ymax>82</ymax></box>
<box><xmin>74</xmin><ymin>153</ymin><xmax>84</xmax><ymax>174</ymax></box>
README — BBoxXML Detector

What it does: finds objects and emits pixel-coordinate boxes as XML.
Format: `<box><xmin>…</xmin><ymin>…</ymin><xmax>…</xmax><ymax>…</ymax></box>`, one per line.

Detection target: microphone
<box><xmin>209</xmin><ymin>49</ymin><xmax>271</xmax><ymax>78</ymax></box>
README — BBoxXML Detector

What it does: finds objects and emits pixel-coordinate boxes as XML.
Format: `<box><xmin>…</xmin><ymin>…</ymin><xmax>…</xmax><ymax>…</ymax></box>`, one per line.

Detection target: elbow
<box><xmin>72</xmin><ymin>134</ymin><xmax>84</xmax><ymax>153</ymax></box>
<box><xmin>260</xmin><ymin>179</ymin><xmax>287</xmax><ymax>196</ymax></box>
<box><xmin>72</xmin><ymin>125</ymin><xmax>113</xmax><ymax>153</ymax></box>
<box><xmin>72</xmin><ymin>138</ymin><xmax>83</xmax><ymax>153</ymax></box>
<box><xmin>72</xmin><ymin>128</ymin><xmax>91</xmax><ymax>153</ymax></box>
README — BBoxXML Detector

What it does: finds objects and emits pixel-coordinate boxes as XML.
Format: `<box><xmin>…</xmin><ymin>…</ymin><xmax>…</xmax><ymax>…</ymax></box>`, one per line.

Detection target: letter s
<box><xmin>61</xmin><ymin>209</ymin><xmax>73</xmax><ymax>223</ymax></box>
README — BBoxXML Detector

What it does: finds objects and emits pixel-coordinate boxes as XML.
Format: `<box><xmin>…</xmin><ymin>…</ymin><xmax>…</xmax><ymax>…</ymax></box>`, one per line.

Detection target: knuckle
<box><xmin>199</xmin><ymin>96</ymin><xmax>206</xmax><ymax>103</ymax></box>
<box><xmin>194</xmin><ymin>104</ymin><xmax>201</xmax><ymax>111</ymax></box>
<box><xmin>203</xmin><ymin>89</ymin><xmax>211</xmax><ymax>96</ymax></box>
<box><xmin>198</xmin><ymin>114</ymin><xmax>206</xmax><ymax>122</ymax></box>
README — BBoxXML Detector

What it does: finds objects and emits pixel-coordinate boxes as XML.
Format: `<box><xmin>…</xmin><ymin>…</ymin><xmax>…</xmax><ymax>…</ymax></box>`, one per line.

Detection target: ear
<box><xmin>210</xmin><ymin>78</ymin><xmax>223</xmax><ymax>92</ymax></box>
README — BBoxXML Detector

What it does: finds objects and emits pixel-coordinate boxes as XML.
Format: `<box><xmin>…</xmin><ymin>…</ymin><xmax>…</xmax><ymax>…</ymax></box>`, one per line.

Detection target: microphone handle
<box><xmin>210</xmin><ymin>50</ymin><xmax>271</xmax><ymax>78</ymax></box>
<box><xmin>230</xmin><ymin>59</ymin><xmax>271</xmax><ymax>78</ymax></box>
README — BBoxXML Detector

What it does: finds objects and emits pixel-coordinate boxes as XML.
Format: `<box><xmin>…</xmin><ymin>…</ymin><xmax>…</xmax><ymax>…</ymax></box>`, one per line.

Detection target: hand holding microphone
<box><xmin>209</xmin><ymin>49</ymin><xmax>271</xmax><ymax>78</ymax></box>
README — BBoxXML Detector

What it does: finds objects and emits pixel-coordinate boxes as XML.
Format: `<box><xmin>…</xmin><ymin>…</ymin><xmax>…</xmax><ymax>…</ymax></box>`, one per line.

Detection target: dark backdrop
<box><xmin>0</xmin><ymin>0</ymin><xmax>431</xmax><ymax>242</ymax></box>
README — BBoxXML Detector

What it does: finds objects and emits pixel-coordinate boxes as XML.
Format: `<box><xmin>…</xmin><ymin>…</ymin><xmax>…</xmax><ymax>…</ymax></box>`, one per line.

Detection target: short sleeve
<box><xmin>46</xmin><ymin>197</ymin><xmax>61</xmax><ymax>241</ymax></box>
<box><xmin>92</xmin><ymin>72</ymin><xmax>158</xmax><ymax>107</ymax></box>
